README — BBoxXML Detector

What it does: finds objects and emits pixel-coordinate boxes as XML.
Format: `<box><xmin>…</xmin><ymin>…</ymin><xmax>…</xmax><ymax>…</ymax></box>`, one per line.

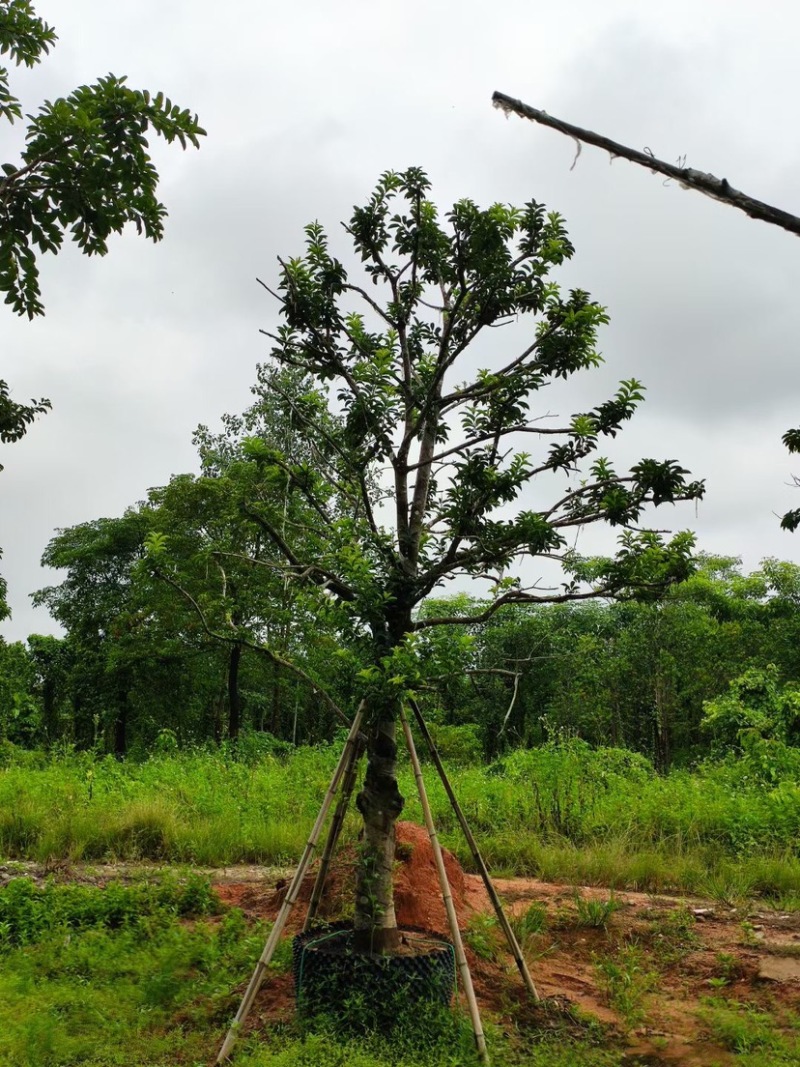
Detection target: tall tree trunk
<box><xmin>228</xmin><ymin>643</ymin><xmax>242</xmax><ymax>740</ymax></box>
<box><xmin>42</xmin><ymin>678</ymin><xmax>57</xmax><ymax>744</ymax></box>
<box><xmin>113</xmin><ymin>689</ymin><xmax>128</xmax><ymax>757</ymax></box>
<box><xmin>211</xmin><ymin>685</ymin><xmax>224</xmax><ymax>744</ymax></box>
<box><xmin>653</xmin><ymin>664</ymin><xmax>670</xmax><ymax>773</ymax></box>
<box><xmin>353</xmin><ymin>704</ymin><xmax>405</xmax><ymax>953</ymax></box>
<box><xmin>72</xmin><ymin>693</ymin><xmax>89</xmax><ymax>748</ymax></box>
<box><xmin>270</xmin><ymin>658</ymin><xmax>281</xmax><ymax>736</ymax></box>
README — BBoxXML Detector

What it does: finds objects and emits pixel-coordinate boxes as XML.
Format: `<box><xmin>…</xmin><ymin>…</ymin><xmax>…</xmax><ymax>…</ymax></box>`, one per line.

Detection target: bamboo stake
<box><xmin>408</xmin><ymin>697</ymin><xmax>539</xmax><ymax>1001</ymax></box>
<box><xmin>216</xmin><ymin>702</ymin><xmax>366</xmax><ymax>1063</ymax></box>
<box><xmin>491</xmin><ymin>91</ymin><xmax>800</xmax><ymax>239</ymax></box>
<box><xmin>302</xmin><ymin>733</ymin><xmax>364</xmax><ymax>932</ymax></box>
<box><xmin>399</xmin><ymin>708</ymin><xmax>489</xmax><ymax>1065</ymax></box>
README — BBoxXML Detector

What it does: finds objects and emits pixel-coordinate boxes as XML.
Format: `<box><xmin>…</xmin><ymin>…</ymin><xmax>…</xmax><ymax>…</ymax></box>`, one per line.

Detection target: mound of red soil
<box><xmin>261</xmin><ymin>820</ymin><xmax>482</xmax><ymax>935</ymax></box>
<box><xmin>393</xmin><ymin>821</ymin><xmax>470</xmax><ymax>932</ymax></box>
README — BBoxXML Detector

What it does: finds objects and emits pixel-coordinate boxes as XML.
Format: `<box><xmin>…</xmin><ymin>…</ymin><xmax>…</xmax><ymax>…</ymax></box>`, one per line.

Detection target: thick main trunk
<box><xmin>353</xmin><ymin>709</ymin><xmax>405</xmax><ymax>953</ymax></box>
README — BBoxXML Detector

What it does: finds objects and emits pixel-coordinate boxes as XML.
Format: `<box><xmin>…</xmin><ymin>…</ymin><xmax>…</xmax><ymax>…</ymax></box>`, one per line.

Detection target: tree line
<box><xmin>3</xmin><ymin>473</ymin><xmax>799</xmax><ymax>770</ymax></box>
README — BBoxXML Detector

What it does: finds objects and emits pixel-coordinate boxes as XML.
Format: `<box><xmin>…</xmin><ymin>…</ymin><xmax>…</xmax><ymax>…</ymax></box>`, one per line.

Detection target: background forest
<box><xmin>4</xmin><ymin>528</ymin><xmax>800</xmax><ymax>772</ymax></box>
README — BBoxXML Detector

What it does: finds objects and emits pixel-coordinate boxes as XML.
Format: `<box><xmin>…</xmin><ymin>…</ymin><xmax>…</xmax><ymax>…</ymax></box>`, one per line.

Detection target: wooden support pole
<box><xmin>216</xmin><ymin>703</ymin><xmax>366</xmax><ymax>1064</ymax></box>
<box><xmin>408</xmin><ymin>697</ymin><xmax>539</xmax><ymax>1002</ymax></box>
<box><xmin>303</xmin><ymin>733</ymin><xmax>364</xmax><ymax>932</ymax></box>
<box><xmin>399</xmin><ymin>708</ymin><xmax>489</xmax><ymax>1065</ymax></box>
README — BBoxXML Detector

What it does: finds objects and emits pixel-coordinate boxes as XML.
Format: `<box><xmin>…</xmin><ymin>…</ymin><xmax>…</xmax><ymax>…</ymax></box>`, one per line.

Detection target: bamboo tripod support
<box><xmin>408</xmin><ymin>698</ymin><xmax>539</xmax><ymax>1001</ymax></box>
<box><xmin>399</xmin><ymin>708</ymin><xmax>489</xmax><ymax>1065</ymax></box>
<box><xmin>217</xmin><ymin>698</ymin><xmax>536</xmax><ymax>1066</ymax></box>
<box><xmin>215</xmin><ymin>703</ymin><xmax>365</xmax><ymax>1064</ymax></box>
<box><xmin>302</xmin><ymin>732</ymin><xmax>364</xmax><ymax>932</ymax></box>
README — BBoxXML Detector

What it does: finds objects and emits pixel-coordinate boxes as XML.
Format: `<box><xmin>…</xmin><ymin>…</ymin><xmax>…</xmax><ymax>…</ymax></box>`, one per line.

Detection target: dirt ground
<box><xmin>4</xmin><ymin>825</ymin><xmax>799</xmax><ymax>1065</ymax></box>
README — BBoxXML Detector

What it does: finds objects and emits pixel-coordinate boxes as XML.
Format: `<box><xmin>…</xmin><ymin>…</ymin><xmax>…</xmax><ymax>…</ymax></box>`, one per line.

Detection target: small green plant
<box><xmin>395</xmin><ymin>840</ymin><xmax>414</xmax><ymax>862</ymax></box>
<box><xmin>573</xmin><ymin>892</ymin><xmax>622</xmax><ymax>930</ymax></box>
<box><xmin>464</xmin><ymin>913</ymin><xmax>500</xmax><ymax>961</ymax></box>
<box><xmin>594</xmin><ymin>944</ymin><xmax>657</xmax><ymax>1028</ymax></box>
<box><xmin>510</xmin><ymin>901</ymin><xmax>548</xmax><ymax>947</ymax></box>
<box><xmin>698</xmin><ymin>997</ymin><xmax>779</xmax><ymax>1054</ymax></box>
<box><xmin>648</xmin><ymin>907</ymin><xmax>699</xmax><ymax>965</ymax></box>
<box><xmin>740</xmin><ymin>920</ymin><xmax>762</xmax><ymax>947</ymax></box>
<box><xmin>702</xmin><ymin>871</ymin><xmax>754</xmax><ymax>907</ymax></box>
<box><xmin>711</xmin><ymin>951</ymin><xmax>742</xmax><ymax>987</ymax></box>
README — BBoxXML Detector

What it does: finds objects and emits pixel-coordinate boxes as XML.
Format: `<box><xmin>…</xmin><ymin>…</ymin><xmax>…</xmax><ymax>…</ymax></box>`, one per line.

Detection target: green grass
<box><xmin>1</xmin><ymin>739</ymin><xmax>800</xmax><ymax>899</ymax></box>
<box><xmin>4</xmin><ymin>739</ymin><xmax>800</xmax><ymax>1065</ymax></box>
<box><xmin>0</xmin><ymin>875</ymin><xmax>629</xmax><ymax>1067</ymax></box>
<box><xmin>229</xmin><ymin>1033</ymin><xmax>624</xmax><ymax>1067</ymax></box>
<box><xmin>572</xmin><ymin>892</ymin><xmax>622</xmax><ymax>930</ymax></box>
<box><xmin>593</xmin><ymin>944</ymin><xmax>658</xmax><ymax>1029</ymax></box>
<box><xmin>697</xmin><ymin>997</ymin><xmax>800</xmax><ymax>1059</ymax></box>
<box><xmin>0</xmin><ymin>876</ymin><xmax>272</xmax><ymax>1066</ymax></box>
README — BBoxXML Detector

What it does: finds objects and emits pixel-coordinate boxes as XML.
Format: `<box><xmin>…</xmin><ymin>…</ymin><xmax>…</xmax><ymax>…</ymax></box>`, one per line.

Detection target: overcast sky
<box><xmin>2</xmin><ymin>0</ymin><xmax>800</xmax><ymax>641</ymax></box>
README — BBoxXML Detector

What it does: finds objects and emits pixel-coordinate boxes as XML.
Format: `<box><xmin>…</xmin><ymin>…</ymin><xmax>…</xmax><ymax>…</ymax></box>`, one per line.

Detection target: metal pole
<box><xmin>216</xmin><ymin>703</ymin><xmax>366</xmax><ymax>1063</ymax></box>
<box><xmin>399</xmin><ymin>709</ymin><xmax>489</xmax><ymax>1065</ymax></box>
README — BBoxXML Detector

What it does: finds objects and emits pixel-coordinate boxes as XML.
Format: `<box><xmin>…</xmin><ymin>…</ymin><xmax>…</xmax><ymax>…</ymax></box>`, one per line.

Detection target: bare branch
<box><xmin>414</xmin><ymin>586</ymin><xmax>612</xmax><ymax>630</ymax></box>
<box><xmin>210</xmin><ymin>549</ymin><xmax>355</xmax><ymax>598</ymax></box>
<box><xmin>405</xmin><ymin>422</ymin><xmax>571</xmax><ymax>472</ymax></box>
<box><xmin>492</xmin><ymin>91</ymin><xmax>800</xmax><ymax>238</ymax></box>
<box><xmin>241</xmin><ymin>504</ymin><xmax>357</xmax><ymax>603</ymax></box>
<box><xmin>499</xmin><ymin>671</ymin><xmax>521</xmax><ymax>736</ymax></box>
<box><xmin>255</xmin><ymin>276</ymin><xmax>284</xmax><ymax>304</ymax></box>
<box><xmin>342</xmin><ymin>282</ymin><xmax>397</xmax><ymax>329</ymax></box>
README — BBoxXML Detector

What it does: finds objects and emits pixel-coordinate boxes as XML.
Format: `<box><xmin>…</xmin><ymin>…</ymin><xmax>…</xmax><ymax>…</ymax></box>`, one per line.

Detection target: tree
<box><xmin>156</xmin><ymin>168</ymin><xmax>703</xmax><ymax>952</ymax></box>
<box><xmin>0</xmin><ymin>377</ymin><xmax>50</xmax><ymax>617</ymax></box>
<box><xmin>34</xmin><ymin>507</ymin><xmax>244</xmax><ymax>753</ymax></box>
<box><xmin>189</xmin><ymin>363</ymin><xmax>364</xmax><ymax>741</ymax></box>
<box><xmin>0</xmin><ymin>0</ymin><xmax>204</xmax><ymax>610</ymax></box>
<box><xmin>702</xmin><ymin>665</ymin><xmax>800</xmax><ymax>750</ymax></box>
<box><xmin>33</xmin><ymin>427</ymin><xmax>356</xmax><ymax>752</ymax></box>
<box><xmin>33</xmin><ymin>512</ymin><xmax>153</xmax><ymax>752</ymax></box>
<box><xmin>779</xmin><ymin>430</ymin><xmax>800</xmax><ymax>531</ymax></box>
<box><xmin>0</xmin><ymin>636</ymin><xmax>36</xmax><ymax>743</ymax></box>
<box><xmin>26</xmin><ymin>633</ymin><xmax>70</xmax><ymax>744</ymax></box>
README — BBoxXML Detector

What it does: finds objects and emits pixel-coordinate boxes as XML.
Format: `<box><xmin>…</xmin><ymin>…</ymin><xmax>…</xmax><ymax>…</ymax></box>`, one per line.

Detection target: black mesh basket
<box><xmin>293</xmin><ymin>922</ymin><xmax>456</xmax><ymax>1026</ymax></box>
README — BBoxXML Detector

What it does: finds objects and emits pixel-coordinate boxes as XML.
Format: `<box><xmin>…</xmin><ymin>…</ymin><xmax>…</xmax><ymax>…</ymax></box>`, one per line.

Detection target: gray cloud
<box><xmin>2</xmin><ymin>0</ymin><xmax>800</xmax><ymax>640</ymax></box>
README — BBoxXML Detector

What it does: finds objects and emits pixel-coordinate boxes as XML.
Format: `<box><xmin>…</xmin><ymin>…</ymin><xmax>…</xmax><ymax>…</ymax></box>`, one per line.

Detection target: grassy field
<box><xmin>2</xmin><ymin>872</ymin><xmax>799</xmax><ymax>1067</ymax></box>
<box><xmin>2</xmin><ymin>738</ymin><xmax>799</xmax><ymax>902</ymax></box>
<box><xmin>3</xmin><ymin>739</ymin><xmax>800</xmax><ymax>1065</ymax></box>
<box><xmin>0</xmin><ymin>873</ymin><xmax>617</xmax><ymax>1066</ymax></box>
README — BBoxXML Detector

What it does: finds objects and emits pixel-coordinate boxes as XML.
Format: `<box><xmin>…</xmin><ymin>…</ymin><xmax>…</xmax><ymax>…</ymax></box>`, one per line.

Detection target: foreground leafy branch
<box><xmin>1</xmin><ymin>1</ymin><xmax>206</xmax><ymax>318</ymax></box>
<box><xmin>0</xmin><ymin>0</ymin><xmax>204</xmax><ymax>616</ymax></box>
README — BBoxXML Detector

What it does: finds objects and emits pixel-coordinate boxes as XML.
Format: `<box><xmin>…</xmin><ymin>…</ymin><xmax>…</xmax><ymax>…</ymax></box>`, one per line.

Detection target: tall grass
<box><xmin>1</xmin><ymin>738</ymin><xmax>799</xmax><ymax>898</ymax></box>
